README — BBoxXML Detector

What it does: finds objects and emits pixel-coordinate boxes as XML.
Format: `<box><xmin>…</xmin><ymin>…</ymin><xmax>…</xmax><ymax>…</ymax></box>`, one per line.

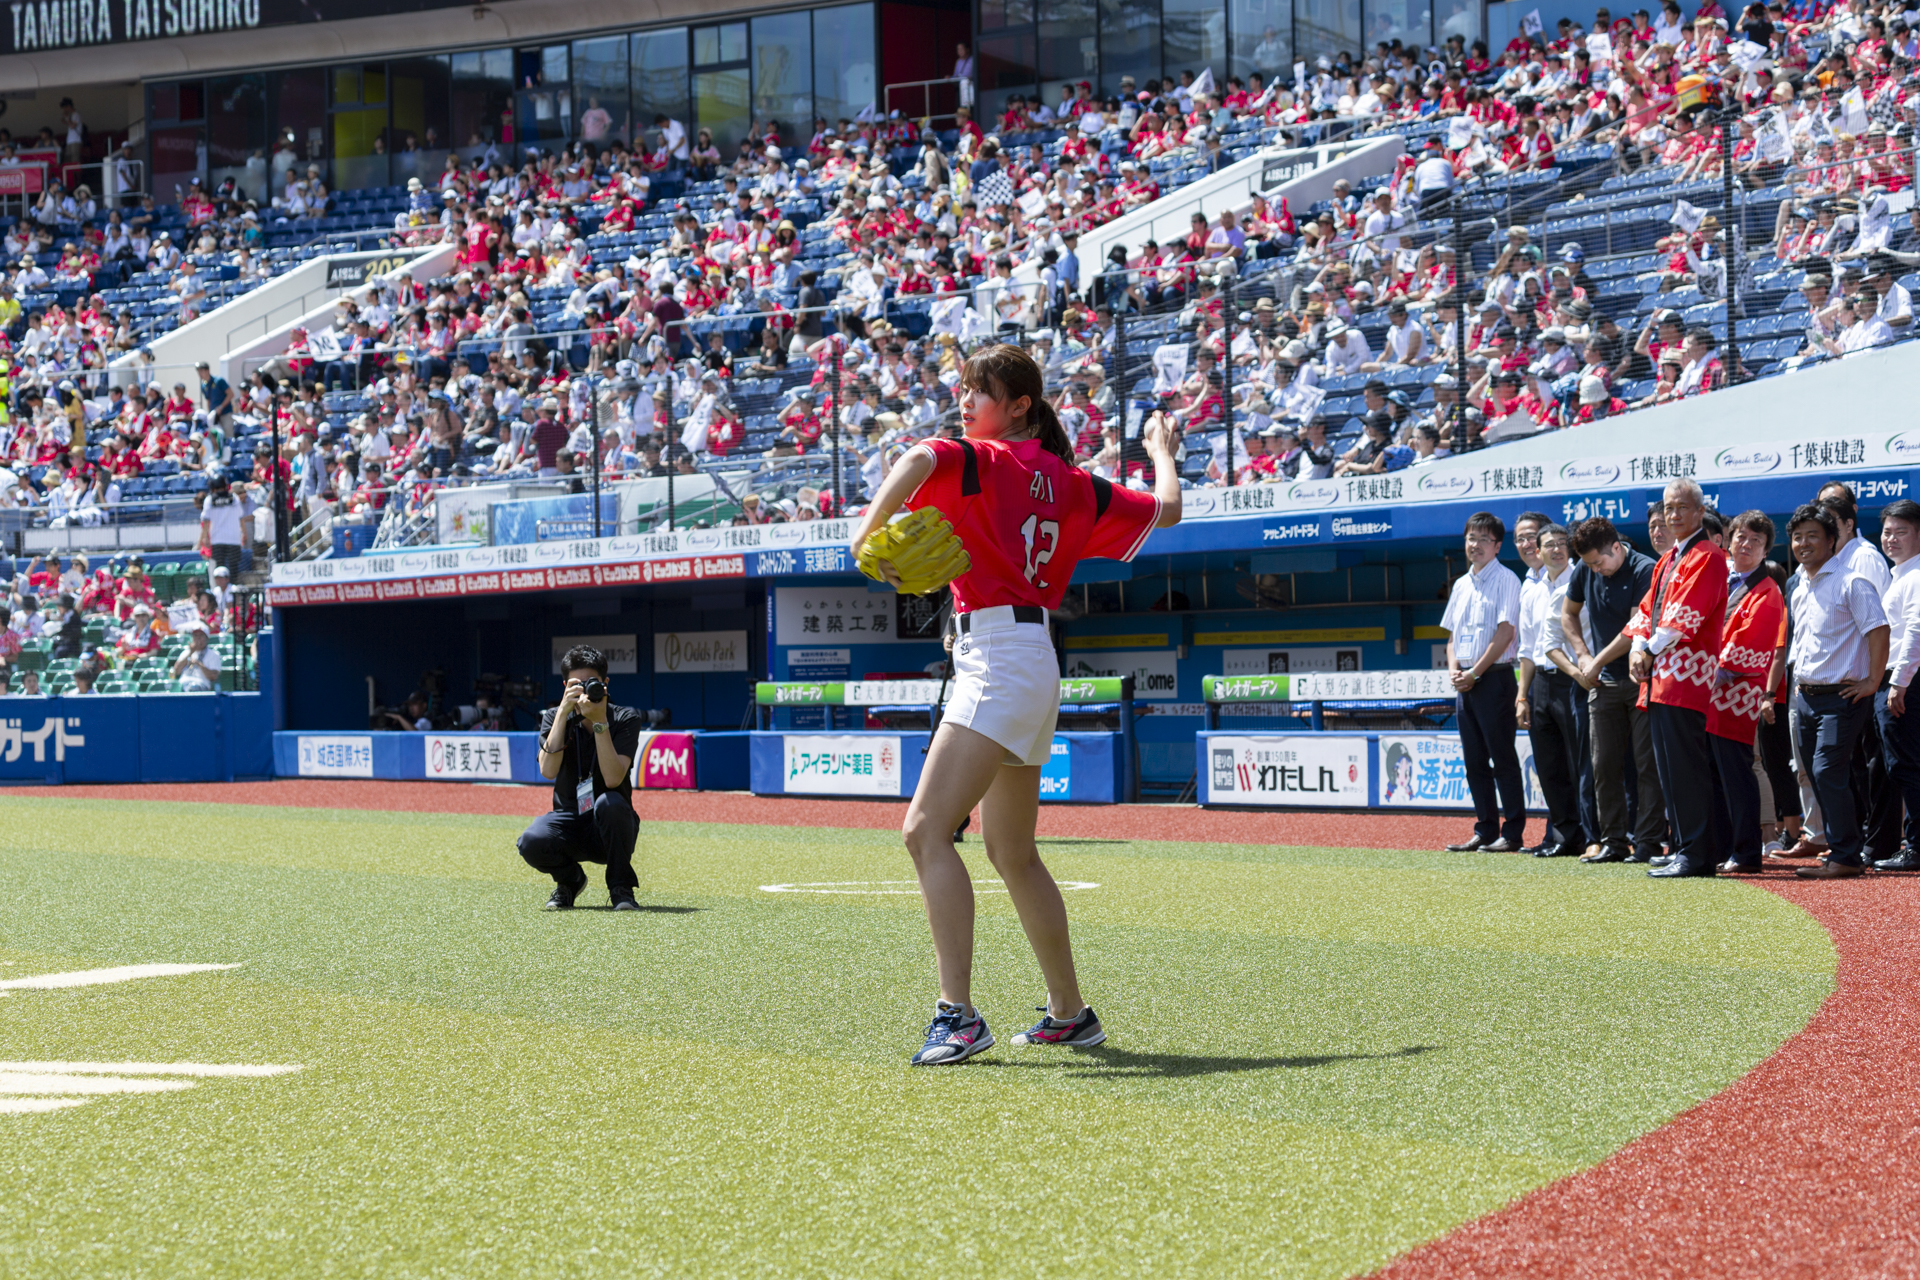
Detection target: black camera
<box><xmin>582</xmin><ymin>678</ymin><xmax>607</xmax><ymax>704</ymax></box>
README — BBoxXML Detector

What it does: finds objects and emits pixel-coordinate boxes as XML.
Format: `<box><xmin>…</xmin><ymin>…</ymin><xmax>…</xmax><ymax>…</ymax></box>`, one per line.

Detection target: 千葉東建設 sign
<box><xmin>782</xmin><ymin>734</ymin><xmax>902</xmax><ymax>796</ymax></box>
<box><xmin>424</xmin><ymin>735</ymin><xmax>512</xmax><ymax>781</ymax></box>
<box><xmin>296</xmin><ymin>734</ymin><xmax>373</xmax><ymax>778</ymax></box>
<box><xmin>654</xmin><ymin>631</ymin><xmax>747</xmax><ymax>673</ymax></box>
<box><xmin>1204</xmin><ymin>734</ymin><xmax>1368</xmax><ymax>807</ymax></box>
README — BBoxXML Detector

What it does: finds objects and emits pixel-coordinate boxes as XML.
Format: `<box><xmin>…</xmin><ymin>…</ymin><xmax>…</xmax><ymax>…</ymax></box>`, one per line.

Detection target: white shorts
<box><xmin>943</xmin><ymin>607</ymin><xmax>1060</xmax><ymax>767</ymax></box>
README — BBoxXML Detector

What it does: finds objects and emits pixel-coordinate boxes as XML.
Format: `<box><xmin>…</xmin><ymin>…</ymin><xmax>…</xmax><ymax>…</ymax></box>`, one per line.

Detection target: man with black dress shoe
<box><xmin>517</xmin><ymin>644</ymin><xmax>647</xmax><ymax>909</ymax></box>
<box><xmin>1785</xmin><ymin>504</ymin><xmax>1889</xmax><ymax>880</ymax></box>
<box><xmin>1817</xmin><ymin>483</ymin><xmax>1899</xmax><ymax>863</ymax></box>
<box><xmin>1627</xmin><ymin>480</ymin><xmax>1729</xmax><ymax>879</ymax></box>
<box><xmin>1442</xmin><ymin>512</ymin><xmax>1527</xmax><ymax>853</ymax></box>
<box><xmin>1520</xmin><ymin>521</ymin><xmax>1585</xmax><ymax>856</ymax></box>
<box><xmin>1564</xmin><ymin>517</ymin><xmax>1662</xmax><ymax>862</ymax></box>
<box><xmin>1871</xmin><ymin>499</ymin><xmax>1920</xmax><ymax>871</ymax></box>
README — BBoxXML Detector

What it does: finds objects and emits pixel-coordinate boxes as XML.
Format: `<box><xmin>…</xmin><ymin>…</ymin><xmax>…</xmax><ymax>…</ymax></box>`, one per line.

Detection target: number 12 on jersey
<box><xmin>1019</xmin><ymin>513</ymin><xmax>1059</xmax><ymax>587</ymax></box>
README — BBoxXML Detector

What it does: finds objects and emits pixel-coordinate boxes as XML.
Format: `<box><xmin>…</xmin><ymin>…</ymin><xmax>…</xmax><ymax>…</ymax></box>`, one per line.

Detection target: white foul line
<box><xmin>0</xmin><ymin>1062</ymin><xmax>303</xmax><ymax>1077</ymax></box>
<box><xmin>0</xmin><ymin>963</ymin><xmax>243</xmax><ymax>992</ymax></box>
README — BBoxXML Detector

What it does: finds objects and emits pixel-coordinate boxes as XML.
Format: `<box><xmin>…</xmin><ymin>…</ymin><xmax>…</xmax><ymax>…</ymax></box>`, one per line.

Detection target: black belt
<box><xmin>958</xmin><ymin>606</ymin><xmax>1045</xmax><ymax>633</ymax></box>
<box><xmin>1799</xmin><ymin>682</ymin><xmax>1846</xmax><ymax>696</ymax></box>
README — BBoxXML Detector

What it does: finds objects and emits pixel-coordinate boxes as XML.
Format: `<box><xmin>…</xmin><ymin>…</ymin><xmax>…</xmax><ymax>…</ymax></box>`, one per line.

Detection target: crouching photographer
<box><xmin>516</xmin><ymin>645</ymin><xmax>645</xmax><ymax>911</ymax></box>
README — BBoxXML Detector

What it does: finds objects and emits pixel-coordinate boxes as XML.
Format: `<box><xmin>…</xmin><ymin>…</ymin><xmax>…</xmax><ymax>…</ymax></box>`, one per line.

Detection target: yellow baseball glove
<box><xmin>857</xmin><ymin>507</ymin><xmax>970</xmax><ymax>596</ymax></box>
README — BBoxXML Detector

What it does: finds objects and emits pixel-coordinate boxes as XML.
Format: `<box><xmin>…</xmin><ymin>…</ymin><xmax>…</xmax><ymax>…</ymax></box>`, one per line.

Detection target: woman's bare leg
<box><xmin>901</xmin><ymin>722</ymin><xmax>1009</xmax><ymax>1008</ymax></box>
<box><xmin>980</xmin><ymin>761</ymin><xmax>1085</xmax><ymax>1018</ymax></box>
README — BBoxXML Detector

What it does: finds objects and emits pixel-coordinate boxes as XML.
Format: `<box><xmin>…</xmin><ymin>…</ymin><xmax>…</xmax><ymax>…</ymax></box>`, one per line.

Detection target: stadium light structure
<box><xmin>270</xmin><ymin>404</ymin><xmax>289</xmax><ymax>561</ymax></box>
<box><xmin>588</xmin><ymin>375</ymin><xmax>604</xmax><ymax>539</ymax></box>
<box><xmin>1677</xmin><ymin>72</ymin><xmax>1741</xmax><ymax>386</ymax></box>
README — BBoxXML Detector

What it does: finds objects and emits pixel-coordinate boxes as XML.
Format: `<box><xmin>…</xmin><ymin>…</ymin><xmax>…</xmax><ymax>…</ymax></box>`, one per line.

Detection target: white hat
<box><xmin>1578</xmin><ymin>375</ymin><xmax>1609</xmax><ymax>405</ymax></box>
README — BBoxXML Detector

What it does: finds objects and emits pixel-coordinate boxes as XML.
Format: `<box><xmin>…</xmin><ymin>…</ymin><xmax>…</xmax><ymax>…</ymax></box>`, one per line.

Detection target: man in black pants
<box><xmin>1442</xmin><ymin>511</ymin><xmax>1527</xmax><ymax>852</ymax></box>
<box><xmin>1816</xmin><ymin>486</ymin><xmax>1900</xmax><ymax>861</ymax></box>
<box><xmin>1522</xmin><ymin>523</ymin><xmax>1585</xmax><ymax>856</ymax></box>
<box><xmin>517</xmin><ymin>644</ymin><xmax>646</xmax><ymax>910</ymax></box>
<box><xmin>1873</xmin><ymin>499</ymin><xmax>1920</xmax><ymax>870</ymax></box>
<box><xmin>1564</xmin><ymin>516</ymin><xmax>1662</xmax><ymax>862</ymax></box>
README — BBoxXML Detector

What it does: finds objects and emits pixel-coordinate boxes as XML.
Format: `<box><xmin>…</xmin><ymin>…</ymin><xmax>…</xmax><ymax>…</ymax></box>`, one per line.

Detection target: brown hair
<box><xmin>1727</xmin><ymin>509</ymin><xmax>1775</xmax><ymax>546</ymax></box>
<box><xmin>1571</xmin><ymin>516</ymin><xmax>1622</xmax><ymax>557</ymax></box>
<box><xmin>957</xmin><ymin>343</ymin><xmax>1074</xmax><ymax>465</ymax></box>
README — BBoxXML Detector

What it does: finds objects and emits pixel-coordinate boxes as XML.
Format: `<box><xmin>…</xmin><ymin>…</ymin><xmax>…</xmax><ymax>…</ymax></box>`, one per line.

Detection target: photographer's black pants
<box><xmin>517</xmin><ymin>791</ymin><xmax>639</xmax><ymax>898</ymax></box>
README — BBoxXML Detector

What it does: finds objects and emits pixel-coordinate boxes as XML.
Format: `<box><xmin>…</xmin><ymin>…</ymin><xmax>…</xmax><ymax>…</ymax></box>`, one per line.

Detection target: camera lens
<box><xmin>584</xmin><ymin>679</ymin><xmax>607</xmax><ymax>703</ymax></box>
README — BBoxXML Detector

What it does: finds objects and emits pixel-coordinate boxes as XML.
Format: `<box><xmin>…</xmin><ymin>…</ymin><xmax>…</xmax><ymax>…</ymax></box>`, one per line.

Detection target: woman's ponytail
<box><xmin>1027</xmin><ymin>396</ymin><xmax>1076</xmax><ymax>466</ymax></box>
<box><xmin>959</xmin><ymin>342</ymin><xmax>1076</xmax><ymax>465</ymax></box>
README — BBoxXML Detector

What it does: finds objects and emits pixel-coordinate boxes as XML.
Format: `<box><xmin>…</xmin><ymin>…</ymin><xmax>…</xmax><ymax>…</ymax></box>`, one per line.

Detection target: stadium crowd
<box><xmin>1441</xmin><ymin>479</ymin><xmax>1920</xmax><ymax>878</ymax></box>
<box><xmin>0</xmin><ymin>550</ymin><xmax>255</xmax><ymax>695</ymax></box>
<box><xmin>0</xmin><ymin>0</ymin><xmax>1914</xmax><ymax>535</ymax></box>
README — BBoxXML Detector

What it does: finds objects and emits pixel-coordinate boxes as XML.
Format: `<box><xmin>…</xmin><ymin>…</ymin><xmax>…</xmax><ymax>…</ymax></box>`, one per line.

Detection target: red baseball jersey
<box><xmin>906</xmin><ymin>436</ymin><xmax>1159</xmax><ymax>612</ymax></box>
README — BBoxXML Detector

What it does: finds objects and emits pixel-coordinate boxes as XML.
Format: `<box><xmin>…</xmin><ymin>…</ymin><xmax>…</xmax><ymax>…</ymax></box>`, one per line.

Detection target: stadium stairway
<box><xmin>107</xmin><ymin>240</ymin><xmax>460</xmax><ymax>391</ymax></box>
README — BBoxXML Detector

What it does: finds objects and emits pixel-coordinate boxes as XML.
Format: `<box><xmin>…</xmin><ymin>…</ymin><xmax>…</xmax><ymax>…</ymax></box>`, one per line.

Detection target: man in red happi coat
<box><xmin>1625</xmin><ymin>478</ymin><xmax>1728</xmax><ymax>877</ymax></box>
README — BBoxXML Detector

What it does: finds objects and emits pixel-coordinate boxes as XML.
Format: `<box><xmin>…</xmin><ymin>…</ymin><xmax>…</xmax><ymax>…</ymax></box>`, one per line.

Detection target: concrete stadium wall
<box><xmin>1075</xmin><ymin>135</ymin><xmax>1406</xmax><ymax>294</ymax></box>
<box><xmin>221</xmin><ymin>242</ymin><xmax>464</xmax><ymax>386</ymax></box>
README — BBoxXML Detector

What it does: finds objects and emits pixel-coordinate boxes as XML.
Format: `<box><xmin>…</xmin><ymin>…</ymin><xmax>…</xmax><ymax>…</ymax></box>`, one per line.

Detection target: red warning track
<box><xmin>7</xmin><ymin>779</ymin><xmax>1485</xmax><ymax>847</ymax></box>
<box><xmin>14</xmin><ymin>780</ymin><xmax>1918</xmax><ymax>1276</ymax></box>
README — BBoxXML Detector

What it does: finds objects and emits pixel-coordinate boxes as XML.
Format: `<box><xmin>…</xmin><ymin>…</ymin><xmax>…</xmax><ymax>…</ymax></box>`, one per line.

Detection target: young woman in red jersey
<box><xmin>850</xmin><ymin>344</ymin><xmax>1182</xmax><ymax>1066</ymax></box>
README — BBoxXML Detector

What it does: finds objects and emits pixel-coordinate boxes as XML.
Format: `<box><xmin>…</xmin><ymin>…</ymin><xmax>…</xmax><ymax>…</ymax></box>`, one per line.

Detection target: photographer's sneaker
<box><xmin>543</xmin><ymin>870</ymin><xmax>589</xmax><ymax>911</ymax></box>
<box><xmin>909</xmin><ymin>1001</ymin><xmax>993</xmax><ymax>1066</ymax></box>
<box><xmin>1012</xmin><ymin>1005</ymin><xmax>1106</xmax><ymax>1049</ymax></box>
<box><xmin>610</xmin><ymin>894</ymin><xmax>640</xmax><ymax>912</ymax></box>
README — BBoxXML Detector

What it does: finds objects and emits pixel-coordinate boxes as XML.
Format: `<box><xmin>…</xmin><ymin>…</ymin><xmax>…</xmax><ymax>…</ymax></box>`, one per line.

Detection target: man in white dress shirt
<box><xmin>1442</xmin><ymin>511</ymin><xmax>1528</xmax><ymax>853</ymax></box>
<box><xmin>1787</xmin><ymin>502</ymin><xmax>1889</xmax><ymax>878</ymax></box>
<box><xmin>1519</xmin><ymin>519</ymin><xmax>1584</xmax><ymax>856</ymax></box>
<box><xmin>1871</xmin><ymin>498</ymin><xmax>1920</xmax><ymax>871</ymax></box>
<box><xmin>1817</xmin><ymin>481</ymin><xmax>1897</xmax><ymax>860</ymax></box>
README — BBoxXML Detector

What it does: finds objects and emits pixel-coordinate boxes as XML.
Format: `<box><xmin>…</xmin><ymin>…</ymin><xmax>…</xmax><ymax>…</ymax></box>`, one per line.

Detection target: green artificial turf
<box><xmin>0</xmin><ymin>798</ymin><xmax>1835</xmax><ymax>1279</ymax></box>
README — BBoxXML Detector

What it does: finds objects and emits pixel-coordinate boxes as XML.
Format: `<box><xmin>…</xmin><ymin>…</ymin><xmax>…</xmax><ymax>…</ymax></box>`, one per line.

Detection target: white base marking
<box><xmin>0</xmin><ymin>963</ymin><xmax>243</xmax><ymax>991</ymax></box>
<box><xmin>0</xmin><ymin>961</ymin><xmax>292</xmax><ymax>1116</ymax></box>
<box><xmin>760</xmin><ymin>879</ymin><xmax>1101</xmax><ymax>896</ymax></box>
<box><xmin>0</xmin><ymin>1073</ymin><xmax>195</xmax><ymax>1096</ymax></box>
<box><xmin>0</xmin><ymin>1061</ymin><xmax>304</xmax><ymax>1117</ymax></box>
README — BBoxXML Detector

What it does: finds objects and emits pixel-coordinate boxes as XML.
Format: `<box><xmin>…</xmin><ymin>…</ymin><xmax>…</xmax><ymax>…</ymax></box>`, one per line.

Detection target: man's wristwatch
<box><xmin>592</xmin><ymin>722</ymin><xmax>608</xmax><ymax>735</ymax></box>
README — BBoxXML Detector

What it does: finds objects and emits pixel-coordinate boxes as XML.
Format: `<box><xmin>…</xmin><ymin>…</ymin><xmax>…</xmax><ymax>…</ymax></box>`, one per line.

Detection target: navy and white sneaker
<box><xmin>909</xmin><ymin>1001</ymin><xmax>994</xmax><ymax>1066</ymax></box>
<box><xmin>1012</xmin><ymin>1005</ymin><xmax>1107</xmax><ymax>1049</ymax></box>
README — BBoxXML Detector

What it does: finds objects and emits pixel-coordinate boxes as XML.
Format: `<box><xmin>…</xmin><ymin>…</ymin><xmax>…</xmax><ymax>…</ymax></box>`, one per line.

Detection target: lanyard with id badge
<box><xmin>574</xmin><ymin>721</ymin><xmax>597</xmax><ymax>814</ymax></box>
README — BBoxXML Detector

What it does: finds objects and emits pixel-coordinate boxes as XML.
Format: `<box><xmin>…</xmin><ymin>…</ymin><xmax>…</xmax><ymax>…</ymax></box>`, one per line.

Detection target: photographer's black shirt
<box><xmin>537</xmin><ymin>702</ymin><xmax>645</xmax><ymax>812</ymax></box>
